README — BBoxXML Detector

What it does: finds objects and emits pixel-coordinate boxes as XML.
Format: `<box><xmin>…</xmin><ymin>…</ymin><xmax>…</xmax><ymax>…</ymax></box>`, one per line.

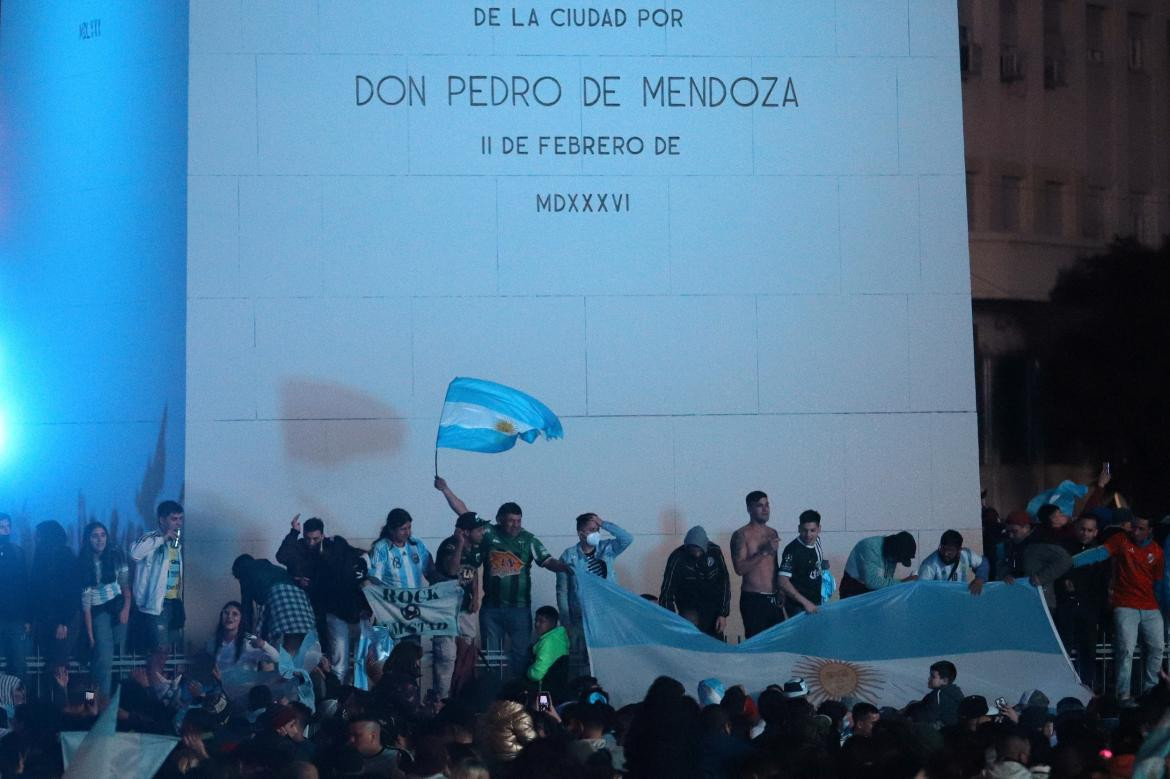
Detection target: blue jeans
<box><xmin>0</xmin><ymin>620</ymin><xmax>28</xmax><ymax>679</ymax></box>
<box><xmin>90</xmin><ymin>609</ymin><xmax>127</xmax><ymax>697</ymax></box>
<box><xmin>1114</xmin><ymin>607</ymin><xmax>1164</xmax><ymax>699</ymax></box>
<box><xmin>480</xmin><ymin>606</ymin><xmax>531</xmax><ymax>678</ymax></box>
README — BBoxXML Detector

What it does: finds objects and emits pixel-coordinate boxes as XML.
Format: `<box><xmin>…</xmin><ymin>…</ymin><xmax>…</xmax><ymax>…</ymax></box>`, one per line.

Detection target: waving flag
<box><xmin>62</xmin><ymin>687</ymin><xmax>179</xmax><ymax>778</ymax></box>
<box><xmin>436</xmin><ymin>377</ymin><xmax>563</xmax><ymax>453</ymax></box>
<box><xmin>1027</xmin><ymin>479</ymin><xmax>1089</xmax><ymax>519</ymax></box>
<box><xmin>576</xmin><ymin>567</ymin><xmax>1088</xmax><ymax>709</ymax></box>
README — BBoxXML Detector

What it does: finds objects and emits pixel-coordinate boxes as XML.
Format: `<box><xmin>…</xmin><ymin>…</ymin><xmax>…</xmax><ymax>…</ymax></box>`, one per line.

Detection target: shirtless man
<box><xmin>731</xmin><ymin>491</ymin><xmax>783</xmax><ymax>638</ymax></box>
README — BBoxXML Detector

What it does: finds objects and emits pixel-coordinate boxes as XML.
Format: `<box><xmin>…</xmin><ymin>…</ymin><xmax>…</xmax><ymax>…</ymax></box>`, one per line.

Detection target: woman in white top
<box><xmin>207</xmin><ymin>601</ymin><xmax>280</xmax><ymax>675</ymax></box>
<box><xmin>80</xmin><ymin>521</ymin><xmax>130</xmax><ymax>698</ymax></box>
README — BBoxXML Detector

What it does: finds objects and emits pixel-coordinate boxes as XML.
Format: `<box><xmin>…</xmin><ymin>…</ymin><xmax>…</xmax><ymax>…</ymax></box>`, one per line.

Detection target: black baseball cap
<box><xmin>456</xmin><ymin>512</ymin><xmax>491</xmax><ymax>531</ymax></box>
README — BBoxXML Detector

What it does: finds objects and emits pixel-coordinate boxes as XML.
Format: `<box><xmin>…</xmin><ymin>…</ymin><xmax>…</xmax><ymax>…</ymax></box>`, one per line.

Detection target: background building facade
<box><xmin>961</xmin><ymin>0</ymin><xmax>1170</xmax><ymax>512</ymax></box>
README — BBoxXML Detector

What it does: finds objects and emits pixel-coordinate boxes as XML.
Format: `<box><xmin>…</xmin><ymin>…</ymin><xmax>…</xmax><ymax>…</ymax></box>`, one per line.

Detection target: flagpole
<box><xmin>434</xmin><ymin>447</ymin><xmax>439</xmax><ymax>478</ymax></box>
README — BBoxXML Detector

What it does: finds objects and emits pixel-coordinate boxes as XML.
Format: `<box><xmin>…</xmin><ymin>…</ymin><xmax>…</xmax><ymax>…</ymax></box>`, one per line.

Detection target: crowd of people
<box><xmin>1</xmin><ymin>464</ymin><xmax>1170</xmax><ymax>777</ymax></box>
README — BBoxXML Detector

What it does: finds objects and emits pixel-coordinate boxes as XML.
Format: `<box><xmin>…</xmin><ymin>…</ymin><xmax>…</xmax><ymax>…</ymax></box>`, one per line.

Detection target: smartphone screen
<box><xmin>537</xmin><ymin>692</ymin><xmax>551</xmax><ymax>712</ymax></box>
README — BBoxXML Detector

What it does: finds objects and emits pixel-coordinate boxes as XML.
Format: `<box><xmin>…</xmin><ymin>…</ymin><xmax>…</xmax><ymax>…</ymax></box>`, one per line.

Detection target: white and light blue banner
<box><xmin>577</xmin><ymin>570</ymin><xmax>1088</xmax><ymax>709</ymax></box>
<box><xmin>362</xmin><ymin>577</ymin><xmax>463</xmax><ymax>639</ymax></box>
<box><xmin>436</xmin><ymin>377</ymin><xmax>563</xmax><ymax>453</ymax></box>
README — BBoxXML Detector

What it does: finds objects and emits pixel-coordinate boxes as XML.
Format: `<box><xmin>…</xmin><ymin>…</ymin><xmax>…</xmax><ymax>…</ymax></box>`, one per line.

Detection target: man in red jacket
<box><xmin>1071</xmin><ymin>515</ymin><xmax>1164</xmax><ymax>702</ymax></box>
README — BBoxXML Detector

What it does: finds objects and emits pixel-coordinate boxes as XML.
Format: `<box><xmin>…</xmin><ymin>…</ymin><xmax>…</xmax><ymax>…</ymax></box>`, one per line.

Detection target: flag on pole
<box><xmin>436</xmin><ymin>377</ymin><xmax>563</xmax><ymax>453</ymax></box>
<box><xmin>575</xmin><ymin>565</ymin><xmax>1089</xmax><ymax>709</ymax></box>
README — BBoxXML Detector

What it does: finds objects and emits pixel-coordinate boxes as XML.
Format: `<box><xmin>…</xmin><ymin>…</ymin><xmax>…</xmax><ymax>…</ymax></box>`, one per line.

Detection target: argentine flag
<box><xmin>436</xmin><ymin>377</ymin><xmax>563</xmax><ymax>453</ymax></box>
<box><xmin>576</xmin><ymin>566</ymin><xmax>1088</xmax><ymax>709</ymax></box>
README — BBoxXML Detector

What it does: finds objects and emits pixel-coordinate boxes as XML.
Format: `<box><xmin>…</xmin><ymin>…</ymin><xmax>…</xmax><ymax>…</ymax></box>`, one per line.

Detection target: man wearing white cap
<box><xmin>659</xmin><ymin>526</ymin><xmax>731</xmax><ymax>638</ymax></box>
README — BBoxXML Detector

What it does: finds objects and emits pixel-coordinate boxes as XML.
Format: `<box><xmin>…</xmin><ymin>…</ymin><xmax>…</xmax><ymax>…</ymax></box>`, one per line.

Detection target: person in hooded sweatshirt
<box><xmin>840</xmin><ymin>531</ymin><xmax>918</xmax><ymax>598</ymax></box>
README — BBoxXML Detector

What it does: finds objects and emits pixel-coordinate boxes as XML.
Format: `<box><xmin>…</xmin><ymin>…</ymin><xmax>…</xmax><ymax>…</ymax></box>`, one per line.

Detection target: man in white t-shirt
<box><xmin>917</xmin><ymin>530</ymin><xmax>988</xmax><ymax>595</ymax></box>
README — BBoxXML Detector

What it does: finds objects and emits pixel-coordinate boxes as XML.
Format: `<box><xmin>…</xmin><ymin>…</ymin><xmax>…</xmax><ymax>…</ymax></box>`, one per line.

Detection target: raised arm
<box><xmin>129</xmin><ymin>530</ymin><xmax>165</xmax><ymax>561</ymax></box>
<box><xmin>602</xmin><ymin>521</ymin><xmax>634</xmax><ymax>556</ymax></box>
<box><xmin>275</xmin><ymin>515</ymin><xmax>302</xmax><ymax>568</ymax></box>
<box><xmin>434</xmin><ymin>476</ymin><xmax>469</xmax><ymax>516</ymax></box>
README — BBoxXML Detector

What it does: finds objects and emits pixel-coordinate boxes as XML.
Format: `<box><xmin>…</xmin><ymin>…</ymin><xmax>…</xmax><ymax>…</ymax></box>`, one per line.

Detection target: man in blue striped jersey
<box><xmin>368</xmin><ymin>508</ymin><xmax>444</xmax><ymax>698</ymax></box>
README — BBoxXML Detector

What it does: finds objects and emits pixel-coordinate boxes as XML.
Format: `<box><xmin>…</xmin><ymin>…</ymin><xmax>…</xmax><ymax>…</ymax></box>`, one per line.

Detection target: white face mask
<box><xmin>585</xmin><ymin>532</ymin><xmax>602</xmax><ymax>547</ymax></box>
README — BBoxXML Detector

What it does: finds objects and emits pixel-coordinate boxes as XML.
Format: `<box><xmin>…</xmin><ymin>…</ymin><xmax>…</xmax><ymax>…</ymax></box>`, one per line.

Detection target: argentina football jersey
<box><xmin>370</xmin><ymin>538</ymin><xmax>432</xmax><ymax>588</ymax></box>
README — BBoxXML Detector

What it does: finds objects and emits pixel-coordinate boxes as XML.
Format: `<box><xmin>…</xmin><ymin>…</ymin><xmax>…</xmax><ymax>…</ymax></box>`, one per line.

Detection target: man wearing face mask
<box><xmin>556</xmin><ymin>513</ymin><xmax>634</xmax><ymax>677</ymax></box>
<box><xmin>0</xmin><ymin>514</ymin><xmax>29</xmax><ymax>681</ymax></box>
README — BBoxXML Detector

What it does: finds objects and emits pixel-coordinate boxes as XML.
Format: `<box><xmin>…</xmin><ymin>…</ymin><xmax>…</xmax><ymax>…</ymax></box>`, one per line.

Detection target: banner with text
<box><xmin>361</xmin><ymin>578</ymin><xmax>463</xmax><ymax>639</ymax></box>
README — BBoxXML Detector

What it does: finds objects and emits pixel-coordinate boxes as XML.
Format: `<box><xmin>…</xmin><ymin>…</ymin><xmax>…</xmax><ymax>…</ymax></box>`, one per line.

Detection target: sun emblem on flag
<box><xmin>494</xmin><ymin>420</ymin><xmax>517</xmax><ymax>434</ymax></box>
<box><xmin>791</xmin><ymin>657</ymin><xmax>883</xmax><ymax>703</ymax></box>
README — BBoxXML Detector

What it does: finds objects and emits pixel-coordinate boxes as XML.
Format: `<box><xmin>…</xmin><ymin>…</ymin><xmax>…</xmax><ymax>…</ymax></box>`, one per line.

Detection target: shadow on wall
<box><xmin>279</xmin><ymin>378</ymin><xmax>406</xmax><ymax>466</ymax></box>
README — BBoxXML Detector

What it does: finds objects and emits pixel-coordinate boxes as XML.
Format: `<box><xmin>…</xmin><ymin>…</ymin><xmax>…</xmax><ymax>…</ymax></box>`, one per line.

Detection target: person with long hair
<box><xmin>31</xmin><ymin>521</ymin><xmax>79</xmax><ymax>668</ymax></box>
<box><xmin>79</xmin><ymin>521</ymin><xmax>130</xmax><ymax>697</ymax></box>
<box><xmin>206</xmin><ymin>601</ymin><xmax>279</xmax><ymax>675</ymax></box>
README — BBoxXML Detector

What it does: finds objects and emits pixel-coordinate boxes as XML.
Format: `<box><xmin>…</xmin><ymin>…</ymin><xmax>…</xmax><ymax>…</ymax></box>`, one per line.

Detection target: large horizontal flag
<box><xmin>576</xmin><ymin>567</ymin><xmax>1088</xmax><ymax>709</ymax></box>
<box><xmin>436</xmin><ymin>377</ymin><xmax>563</xmax><ymax>453</ymax></box>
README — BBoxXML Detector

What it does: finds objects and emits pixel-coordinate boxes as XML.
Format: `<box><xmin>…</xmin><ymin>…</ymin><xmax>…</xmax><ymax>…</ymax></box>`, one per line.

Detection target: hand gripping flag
<box><xmin>436</xmin><ymin>377</ymin><xmax>563</xmax><ymax>453</ymax></box>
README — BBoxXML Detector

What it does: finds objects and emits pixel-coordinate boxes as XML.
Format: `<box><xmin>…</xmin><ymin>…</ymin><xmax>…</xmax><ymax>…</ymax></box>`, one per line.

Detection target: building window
<box><xmin>1086</xmin><ymin>5</ymin><xmax>1105</xmax><ymax>64</ymax></box>
<box><xmin>999</xmin><ymin>0</ymin><xmax>1018</xmax><ymax>46</ymax></box>
<box><xmin>999</xmin><ymin>0</ymin><xmax>1024</xmax><ymax>83</ymax></box>
<box><xmin>997</xmin><ymin>176</ymin><xmax>1022</xmax><ymax>232</ymax></box>
<box><xmin>1128</xmin><ymin>13</ymin><xmax>1147</xmax><ymax>72</ymax></box>
<box><xmin>1037</xmin><ymin>181</ymin><xmax>1064</xmax><ymax>236</ymax></box>
<box><xmin>960</xmin><ymin>25</ymin><xmax>983</xmax><ymax>78</ymax></box>
<box><xmin>1081</xmin><ymin>186</ymin><xmax>1106</xmax><ymax>240</ymax></box>
<box><xmin>1042</xmin><ymin>1</ymin><xmax>1066</xmax><ymax>89</ymax></box>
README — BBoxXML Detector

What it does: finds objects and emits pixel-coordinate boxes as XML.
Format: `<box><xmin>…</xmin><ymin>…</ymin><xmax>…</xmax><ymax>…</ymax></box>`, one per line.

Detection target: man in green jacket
<box><xmin>527</xmin><ymin>606</ymin><xmax>569</xmax><ymax>695</ymax></box>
